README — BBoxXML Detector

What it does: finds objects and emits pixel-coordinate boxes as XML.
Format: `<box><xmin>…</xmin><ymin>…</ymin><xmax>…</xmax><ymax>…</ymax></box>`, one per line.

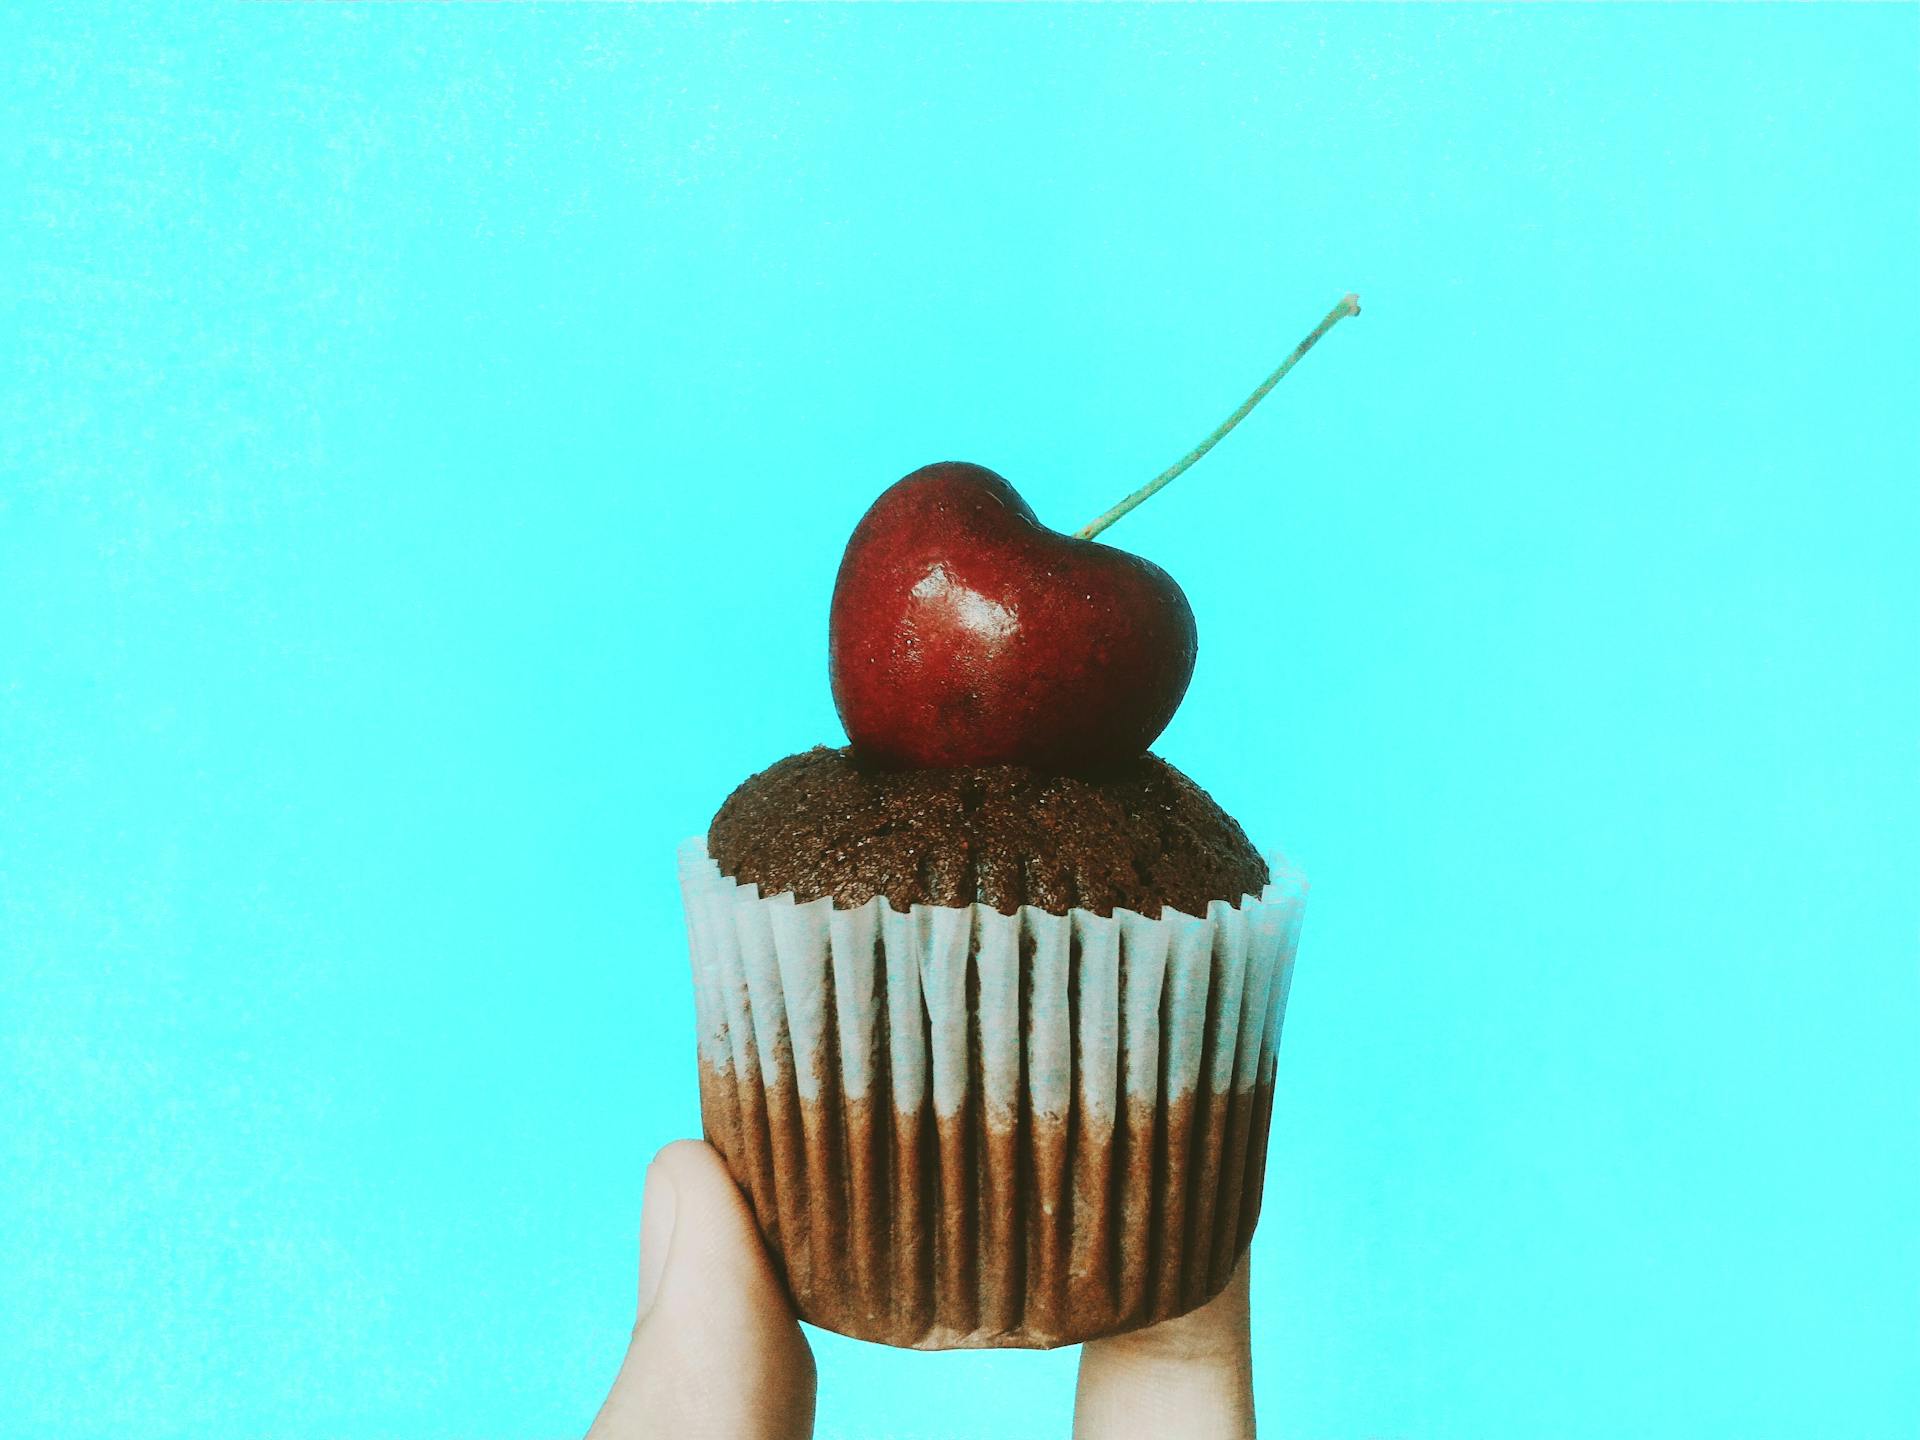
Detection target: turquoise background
<box><xmin>4</xmin><ymin>6</ymin><xmax>1916</xmax><ymax>1438</ymax></box>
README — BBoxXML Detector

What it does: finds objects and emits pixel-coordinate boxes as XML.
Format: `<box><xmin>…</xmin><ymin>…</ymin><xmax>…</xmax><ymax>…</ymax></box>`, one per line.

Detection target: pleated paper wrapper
<box><xmin>679</xmin><ymin>836</ymin><xmax>1307</xmax><ymax>1349</ymax></box>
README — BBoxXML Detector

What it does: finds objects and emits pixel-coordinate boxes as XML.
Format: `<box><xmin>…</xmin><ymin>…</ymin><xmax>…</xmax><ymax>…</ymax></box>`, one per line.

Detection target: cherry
<box><xmin>830</xmin><ymin>462</ymin><xmax>1196</xmax><ymax>772</ymax></box>
<box><xmin>828</xmin><ymin>295</ymin><xmax>1359</xmax><ymax>773</ymax></box>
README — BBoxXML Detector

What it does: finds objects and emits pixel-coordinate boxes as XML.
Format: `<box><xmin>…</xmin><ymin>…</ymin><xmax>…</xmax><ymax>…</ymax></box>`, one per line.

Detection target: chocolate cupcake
<box><xmin>679</xmin><ymin>459</ymin><xmax>1316</xmax><ymax>1348</ymax></box>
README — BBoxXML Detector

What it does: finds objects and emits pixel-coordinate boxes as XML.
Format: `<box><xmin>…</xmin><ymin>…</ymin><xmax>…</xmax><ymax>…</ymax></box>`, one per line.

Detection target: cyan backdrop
<box><xmin>4</xmin><ymin>6</ymin><xmax>1915</xmax><ymax>1438</ymax></box>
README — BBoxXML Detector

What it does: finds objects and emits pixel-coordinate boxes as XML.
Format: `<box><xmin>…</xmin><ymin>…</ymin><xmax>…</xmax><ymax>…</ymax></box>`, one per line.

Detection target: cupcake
<box><xmin>679</xmin><ymin>461</ymin><xmax>1310</xmax><ymax>1349</ymax></box>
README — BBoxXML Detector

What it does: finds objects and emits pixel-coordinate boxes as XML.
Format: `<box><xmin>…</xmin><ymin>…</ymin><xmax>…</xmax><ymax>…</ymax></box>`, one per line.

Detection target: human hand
<box><xmin>587</xmin><ymin>1140</ymin><xmax>1257</xmax><ymax>1440</ymax></box>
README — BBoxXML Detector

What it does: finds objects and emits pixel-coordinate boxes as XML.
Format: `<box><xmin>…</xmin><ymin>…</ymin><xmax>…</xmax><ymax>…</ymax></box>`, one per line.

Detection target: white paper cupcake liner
<box><xmin>679</xmin><ymin>836</ymin><xmax>1307</xmax><ymax>1349</ymax></box>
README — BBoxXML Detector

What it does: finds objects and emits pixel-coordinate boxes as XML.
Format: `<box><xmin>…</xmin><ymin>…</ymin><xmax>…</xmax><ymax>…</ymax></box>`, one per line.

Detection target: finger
<box><xmin>587</xmin><ymin>1140</ymin><xmax>816</xmax><ymax>1440</ymax></box>
<box><xmin>1072</xmin><ymin>1256</ymin><xmax>1256</xmax><ymax>1440</ymax></box>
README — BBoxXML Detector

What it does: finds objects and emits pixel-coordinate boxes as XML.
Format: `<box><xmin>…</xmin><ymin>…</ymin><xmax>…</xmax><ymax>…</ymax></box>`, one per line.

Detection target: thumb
<box><xmin>587</xmin><ymin>1140</ymin><xmax>816</xmax><ymax>1440</ymax></box>
<box><xmin>1073</xmin><ymin>1256</ymin><xmax>1256</xmax><ymax>1440</ymax></box>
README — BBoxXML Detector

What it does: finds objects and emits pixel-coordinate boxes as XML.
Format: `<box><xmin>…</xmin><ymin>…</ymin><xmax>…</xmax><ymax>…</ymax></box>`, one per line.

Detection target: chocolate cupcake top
<box><xmin>707</xmin><ymin>746</ymin><xmax>1267</xmax><ymax>919</ymax></box>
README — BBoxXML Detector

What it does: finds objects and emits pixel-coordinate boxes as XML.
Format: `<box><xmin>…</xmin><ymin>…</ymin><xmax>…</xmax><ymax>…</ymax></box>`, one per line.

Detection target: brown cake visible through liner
<box><xmin>699</xmin><ymin>1061</ymin><xmax>1278</xmax><ymax>1348</ymax></box>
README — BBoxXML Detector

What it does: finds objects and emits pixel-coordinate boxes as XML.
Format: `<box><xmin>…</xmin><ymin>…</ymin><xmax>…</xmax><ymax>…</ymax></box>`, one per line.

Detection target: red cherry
<box><xmin>829</xmin><ymin>462</ymin><xmax>1196</xmax><ymax>773</ymax></box>
<box><xmin>826</xmin><ymin>294</ymin><xmax>1362</xmax><ymax>772</ymax></box>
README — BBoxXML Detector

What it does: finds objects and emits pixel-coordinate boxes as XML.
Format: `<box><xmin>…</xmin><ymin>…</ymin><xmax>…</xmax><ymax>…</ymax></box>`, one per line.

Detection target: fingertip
<box><xmin>650</xmin><ymin>1137</ymin><xmax>719</xmax><ymax>1168</ymax></box>
<box><xmin>642</xmin><ymin>1141</ymin><xmax>779</xmax><ymax>1291</ymax></box>
<box><xmin>647</xmin><ymin>1137</ymin><xmax>724</xmax><ymax>1183</ymax></box>
<box><xmin>1074</xmin><ymin>1258</ymin><xmax>1255</xmax><ymax>1439</ymax></box>
<box><xmin>595</xmin><ymin>1139</ymin><xmax>816</xmax><ymax>1440</ymax></box>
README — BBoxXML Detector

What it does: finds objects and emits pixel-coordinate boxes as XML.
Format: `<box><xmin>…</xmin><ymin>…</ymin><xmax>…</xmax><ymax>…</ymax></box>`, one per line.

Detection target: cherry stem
<box><xmin>1075</xmin><ymin>292</ymin><xmax>1362</xmax><ymax>541</ymax></box>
